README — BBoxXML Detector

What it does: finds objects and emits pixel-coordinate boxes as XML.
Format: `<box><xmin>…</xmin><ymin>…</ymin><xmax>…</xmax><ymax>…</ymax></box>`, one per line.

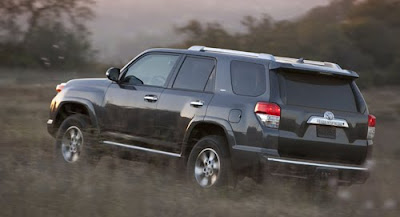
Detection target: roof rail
<box><xmin>274</xmin><ymin>56</ymin><xmax>342</xmax><ymax>70</ymax></box>
<box><xmin>188</xmin><ymin>45</ymin><xmax>342</xmax><ymax>70</ymax></box>
<box><xmin>188</xmin><ymin>46</ymin><xmax>275</xmax><ymax>61</ymax></box>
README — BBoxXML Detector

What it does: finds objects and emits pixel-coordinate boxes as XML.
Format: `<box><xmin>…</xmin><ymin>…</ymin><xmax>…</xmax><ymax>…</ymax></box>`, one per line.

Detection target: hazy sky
<box><xmin>90</xmin><ymin>0</ymin><xmax>331</xmax><ymax>62</ymax></box>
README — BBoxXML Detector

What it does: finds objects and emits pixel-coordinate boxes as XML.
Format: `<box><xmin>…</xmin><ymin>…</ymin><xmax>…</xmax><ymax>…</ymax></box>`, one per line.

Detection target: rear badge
<box><xmin>307</xmin><ymin>112</ymin><xmax>349</xmax><ymax>128</ymax></box>
<box><xmin>324</xmin><ymin>111</ymin><xmax>334</xmax><ymax>120</ymax></box>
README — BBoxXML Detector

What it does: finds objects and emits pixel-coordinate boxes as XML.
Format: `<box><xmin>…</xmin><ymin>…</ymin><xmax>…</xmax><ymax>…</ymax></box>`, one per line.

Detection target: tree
<box><xmin>174</xmin><ymin>0</ymin><xmax>400</xmax><ymax>87</ymax></box>
<box><xmin>0</xmin><ymin>0</ymin><xmax>95</xmax><ymax>68</ymax></box>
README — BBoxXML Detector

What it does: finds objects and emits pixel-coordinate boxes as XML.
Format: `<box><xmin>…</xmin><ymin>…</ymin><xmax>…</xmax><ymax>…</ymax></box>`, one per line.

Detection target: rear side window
<box><xmin>278</xmin><ymin>71</ymin><xmax>358</xmax><ymax>112</ymax></box>
<box><xmin>231</xmin><ymin>61</ymin><xmax>266</xmax><ymax>96</ymax></box>
<box><xmin>173</xmin><ymin>57</ymin><xmax>215</xmax><ymax>91</ymax></box>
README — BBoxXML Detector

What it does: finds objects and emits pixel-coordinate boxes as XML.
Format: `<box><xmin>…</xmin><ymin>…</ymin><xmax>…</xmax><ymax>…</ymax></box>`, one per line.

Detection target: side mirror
<box><xmin>106</xmin><ymin>67</ymin><xmax>120</xmax><ymax>82</ymax></box>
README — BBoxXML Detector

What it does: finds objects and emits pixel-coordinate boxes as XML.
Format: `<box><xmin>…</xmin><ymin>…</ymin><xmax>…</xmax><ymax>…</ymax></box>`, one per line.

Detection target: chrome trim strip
<box><xmin>267</xmin><ymin>157</ymin><xmax>368</xmax><ymax>171</ymax></box>
<box><xmin>47</xmin><ymin>119</ymin><xmax>53</xmax><ymax>125</ymax></box>
<box><xmin>102</xmin><ymin>141</ymin><xmax>181</xmax><ymax>158</ymax></box>
<box><xmin>307</xmin><ymin>116</ymin><xmax>349</xmax><ymax>128</ymax></box>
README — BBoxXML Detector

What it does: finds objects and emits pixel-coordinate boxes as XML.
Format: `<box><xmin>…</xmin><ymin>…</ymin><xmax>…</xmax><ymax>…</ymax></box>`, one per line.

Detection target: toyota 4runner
<box><xmin>47</xmin><ymin>46</ymin><xmax>375</xmax><ymax>189</ymax></box>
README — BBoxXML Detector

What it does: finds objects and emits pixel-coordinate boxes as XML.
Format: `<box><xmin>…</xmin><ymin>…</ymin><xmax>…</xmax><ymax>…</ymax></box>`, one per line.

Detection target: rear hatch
<box><xmin>272</xmin><ymin>69</ymin><xmax>369</xmax><ymax>165</ymax></box>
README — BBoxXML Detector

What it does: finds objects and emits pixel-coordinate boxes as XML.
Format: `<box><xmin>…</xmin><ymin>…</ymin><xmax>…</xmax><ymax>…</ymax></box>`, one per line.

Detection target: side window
<box><xmin>122</xmin><ymin>54</ymin><xmax>179</xmax><ymax>87</ymax></box>
<box><xmin>173</xmin><ymin>57</ymin><xmax>215</xmax><ymax>92</ymax></box>
<box><xmin>231</xmin><ymin>61</ymin><xmax>266</xmax><ymax>96</ymax></box>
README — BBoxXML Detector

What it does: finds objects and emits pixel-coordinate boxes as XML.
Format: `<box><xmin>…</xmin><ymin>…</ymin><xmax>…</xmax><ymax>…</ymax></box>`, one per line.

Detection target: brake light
<box><xmin>255</xmin><ymin>102</ymin><xmax>281</xmax><ymax>128</ymax></box>
<box><xmin>56</xmin><ymin>83</ymin><xmax>66</xmax><ymax>93</ymax></box>
<box><xmin>368</xmin><ymin>115</ymin><xmax>376</xmax><ymax>127</ymax></box>
<box><xmin>367</xmin><ymin>114</ymin><xmax>376</xmax><ymax>140</ymax></box>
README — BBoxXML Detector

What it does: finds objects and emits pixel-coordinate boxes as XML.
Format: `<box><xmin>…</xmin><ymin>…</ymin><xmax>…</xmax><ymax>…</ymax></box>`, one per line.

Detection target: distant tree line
<box><xmin>175</xmin><ymin>0</ymin><xmax>400</xmax><ymax>87</ymax></box>
<box><xmin>0</xmin><ymin>0</ymin><xmax>95</xmax><ymax>69</ymax></box>
<box><xmin>0</xmin><ymin>0</ymin><xmax>399</xmax><ymax>87</ymax></box>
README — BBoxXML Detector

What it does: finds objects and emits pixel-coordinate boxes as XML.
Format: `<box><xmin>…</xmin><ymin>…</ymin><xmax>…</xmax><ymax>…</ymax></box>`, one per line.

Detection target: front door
<box><xmin>102</xmin><ymin>53</ymin><xmax>181</xmax><ymax>141</ymax></box>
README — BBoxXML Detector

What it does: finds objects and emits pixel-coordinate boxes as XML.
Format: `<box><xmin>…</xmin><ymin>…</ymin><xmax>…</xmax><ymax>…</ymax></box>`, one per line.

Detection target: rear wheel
<box><xmin>186</xmin><ymin>135</ymin><xmax>233</xmax><ymax>189</ymax></box>
<box><xmin>55</xmin><ymin>114</ymin><xmax>99</xmax><ymax>166</ymax></box>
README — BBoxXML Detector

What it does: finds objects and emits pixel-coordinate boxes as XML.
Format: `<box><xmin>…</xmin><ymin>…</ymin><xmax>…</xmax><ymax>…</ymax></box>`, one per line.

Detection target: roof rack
<box><xmin>188</xmin><ymin>45</ymin><xmax>342</xmax><ymax>70</ymax></box>
<box><xmin>274</xmin><ymin>56</ymin><xmax>342</xmax><ymax>70</ymax></box>
<box><xmin>188</xmin><ymin>46</ymin><xmax>275</xmax><ymax>61</ymax></box>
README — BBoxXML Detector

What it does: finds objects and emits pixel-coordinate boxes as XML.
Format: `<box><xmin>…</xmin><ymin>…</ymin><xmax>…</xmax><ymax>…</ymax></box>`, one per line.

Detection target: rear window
<box><xmin>278</xmin><ymin>71</ymin><xmax>358</xmax><ymax>112</ymax></box>
<box><xmin>231</xmin><ymin>61</ymin><xmax>266</xmax><ymax>96</ymax></box>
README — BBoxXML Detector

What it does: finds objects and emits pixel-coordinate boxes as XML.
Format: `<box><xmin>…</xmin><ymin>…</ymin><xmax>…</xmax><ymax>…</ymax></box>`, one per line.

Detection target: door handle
<box><xmin>144</xmin><ymin>95</ymin><xmax>158</xmax><ymax>102</ymax></box>
<box><xmin>190</xmin><ymin>100</ymin><xmax>204</xmax><ymax>107</ymax></box>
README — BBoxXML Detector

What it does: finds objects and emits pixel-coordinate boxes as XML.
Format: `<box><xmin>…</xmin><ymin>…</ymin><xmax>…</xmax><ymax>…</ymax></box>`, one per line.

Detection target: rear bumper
<box><xmin>261</xmin><ymin>156</ymin><xmax>370</xmax><ymax>185</ymax></box>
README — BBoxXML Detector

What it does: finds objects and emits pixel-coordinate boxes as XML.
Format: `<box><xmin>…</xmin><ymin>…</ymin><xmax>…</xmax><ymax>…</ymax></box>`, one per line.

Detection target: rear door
<box><xmin>155</xmin><ymin>56</ymin><xmax>216</xmax><ymax>152</ymax></box>
<box><xmin>272</xmin><ymin>70</ymin><xmax>369</xmax><ymax>164</ymax></box>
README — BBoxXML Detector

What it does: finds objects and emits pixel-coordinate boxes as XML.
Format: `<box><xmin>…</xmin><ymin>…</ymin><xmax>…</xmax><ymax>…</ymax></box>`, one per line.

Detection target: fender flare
<box><xmin>182</xmin><ymin>116</ymin><xmax>237</xmax><ymax>156</ymax></box>
<box><xmin>55</xmin><ymin>97</ymin><xmax>100</xmax><ymax>132</ymax></box>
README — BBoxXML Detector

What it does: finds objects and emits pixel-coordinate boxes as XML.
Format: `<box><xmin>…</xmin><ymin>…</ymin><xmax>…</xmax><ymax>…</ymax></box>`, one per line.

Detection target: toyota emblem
<box><xmin>324</xmin><ymin>111</ymin><xmax>335</xmax><ymax>120</ymax></box>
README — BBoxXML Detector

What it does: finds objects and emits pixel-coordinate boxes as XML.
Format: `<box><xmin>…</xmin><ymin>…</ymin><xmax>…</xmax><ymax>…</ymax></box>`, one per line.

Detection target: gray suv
<box><xmin>47</xmin><ymin>46</ymin><xmax>375</xmax><ymax>189</ymax></box>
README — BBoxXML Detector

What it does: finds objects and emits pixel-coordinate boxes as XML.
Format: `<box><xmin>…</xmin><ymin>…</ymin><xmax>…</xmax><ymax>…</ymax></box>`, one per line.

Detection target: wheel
<box><xmin>186</xmin><ymin>135</ymin><xmax>233</xmax><ymax>189</ymax></box>
<box><xmin>55</xmin><ymin>114</ymin><xmax>99</xmax><ymax>166</ymax></box>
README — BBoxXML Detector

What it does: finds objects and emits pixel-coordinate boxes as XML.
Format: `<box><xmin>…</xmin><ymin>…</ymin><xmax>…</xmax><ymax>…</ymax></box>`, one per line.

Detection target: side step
<box><xmin>102</xmin><ymin>141</ymin><xmax>181</xmax><ymax>158</ymax></box>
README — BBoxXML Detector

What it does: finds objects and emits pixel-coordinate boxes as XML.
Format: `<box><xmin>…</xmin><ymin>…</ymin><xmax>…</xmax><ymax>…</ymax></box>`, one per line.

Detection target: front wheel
<box><xmin>186</xmin><ymin>135</ymin><xmax>233</xmax><ymax>189</ymax></box>
<box><xmin>55</xmin><ymin>114</ymin><xmax>99</xmax><ymax>166</ymax></box>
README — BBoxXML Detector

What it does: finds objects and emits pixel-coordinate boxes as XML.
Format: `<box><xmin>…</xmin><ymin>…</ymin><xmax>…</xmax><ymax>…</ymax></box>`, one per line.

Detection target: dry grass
<box><xmin>0</xmin><ymin>69</ymin><xmax>399</xmax><ymax>217</ymax></box>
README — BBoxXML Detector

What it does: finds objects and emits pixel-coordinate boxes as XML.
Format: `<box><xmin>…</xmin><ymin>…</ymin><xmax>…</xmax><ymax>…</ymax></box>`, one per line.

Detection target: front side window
<box><xmin>173</xmin><ymin>57</ymin><xmax>215</xmax><ymax>91</ymax></box>
<box><xmin>122</xmin><ymin>54</ymin><xmax>179</xmax><ymax>87</ymax></box>
<box><xmin>231</xmin><ymin>61</ymin><xmax>266</xmax><ymax>96</ymax></box>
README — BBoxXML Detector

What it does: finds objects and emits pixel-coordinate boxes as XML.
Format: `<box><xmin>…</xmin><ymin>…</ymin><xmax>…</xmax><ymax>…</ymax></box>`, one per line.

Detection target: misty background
<box><xmin>1</xmin><ymin>0</ymin><xmax>399</xmax><ymax>87</ymax></box>
<box><xmin>90</xmin><ymin>0</ymin><xmax>331</xmax><ymax>62</ymax></box>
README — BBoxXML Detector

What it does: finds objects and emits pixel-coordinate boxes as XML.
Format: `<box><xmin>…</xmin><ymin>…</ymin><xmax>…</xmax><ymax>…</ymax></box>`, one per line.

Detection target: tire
<box><xmin>55</xmin><ymin>114</ymin><xmax>100</xmax><ymax>166</ymax></box>
<box><xmin>186</xmin><ymin>135</ymin><xmax>233</xmax><ymax>189</ymax></box>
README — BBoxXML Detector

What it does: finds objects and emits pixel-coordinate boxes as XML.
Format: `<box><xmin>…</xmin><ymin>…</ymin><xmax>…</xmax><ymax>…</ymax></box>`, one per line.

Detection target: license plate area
<box><xmin>316</xmin><ymin>125</ymin><xmax>336</xmax><ymax>139</ymax></box>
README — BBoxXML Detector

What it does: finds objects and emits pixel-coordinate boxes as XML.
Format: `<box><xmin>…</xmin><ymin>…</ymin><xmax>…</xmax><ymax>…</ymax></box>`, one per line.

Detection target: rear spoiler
<box><xmin>269</xmin><ymin>61</ymin><xmax>359</xmax><ymax>79</ymax></box>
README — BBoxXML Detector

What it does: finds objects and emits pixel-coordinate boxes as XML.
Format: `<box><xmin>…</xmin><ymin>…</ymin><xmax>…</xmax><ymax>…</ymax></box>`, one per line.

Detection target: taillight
<box><xmin>368</xmin><ymin>115</ymin><xmax>376</xmax><ymax>127</ymax></box>
<box><xmin>255</xmin><ymin>102</ymin><xmax>281</xmax><ymax>128</ymax></box>
<box><xmin>367</xmin><ymin>114</ymin><xmax>376</xmax><ymax>140</ymax></box>
<box><xmin>56</xmin><ymin>83</ymin><xmax>66</xmax><ymax>93</ymax></box>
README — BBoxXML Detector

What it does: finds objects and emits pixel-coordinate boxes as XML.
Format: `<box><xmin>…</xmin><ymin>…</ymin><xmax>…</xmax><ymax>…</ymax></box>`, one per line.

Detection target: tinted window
<box><xmin>173</xmin><ymin>57</ymin><xmax>215</xmax><ymax>91</ymax></box>
<box><xmin>279</xmin><ymin>71</ymin><xmax>358</xmax><ymax>112</ymax></box>
<box><xmin>122</xmin><ymin>54</ymin><xmax>179</xmax><ymax>87</ymax></box>
<box><xmin>231</xmin><ymin>61</ymin><xmax>266</xmax><ymax>96</ymax></box>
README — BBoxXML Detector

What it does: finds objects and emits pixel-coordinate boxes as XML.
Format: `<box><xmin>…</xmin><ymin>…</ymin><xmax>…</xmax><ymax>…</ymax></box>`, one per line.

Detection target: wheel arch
<box><xmin>182</xmin><ymin>117</ymin><xmax>237</xmax><ymax>159</ymax></box>
<box><xmin>53</xmin><ymin>97</ymin><xmax>99</xmax><ymax>134</ymax></box>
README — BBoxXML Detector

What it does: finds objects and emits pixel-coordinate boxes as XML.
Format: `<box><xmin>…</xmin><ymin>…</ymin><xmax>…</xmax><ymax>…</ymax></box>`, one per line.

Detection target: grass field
<box><xmin>0</xmin><ymin>68</ymin><xmax>399</xmax><ymax>217</ymax></box>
